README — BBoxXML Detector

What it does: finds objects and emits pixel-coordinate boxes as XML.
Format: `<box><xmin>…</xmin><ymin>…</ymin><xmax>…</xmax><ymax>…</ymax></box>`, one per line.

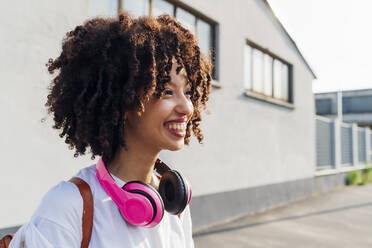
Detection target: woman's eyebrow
<box><xmin>165</xmin><ymin>78</ymin><xmax>190</xmax><ymax>88</ymax></box>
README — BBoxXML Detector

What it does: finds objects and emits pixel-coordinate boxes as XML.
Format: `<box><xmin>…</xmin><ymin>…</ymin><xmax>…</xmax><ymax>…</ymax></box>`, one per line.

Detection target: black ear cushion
<box><xmin>158</xmin><ymin>170</ymin><xmax>188</xmax><ymax>215</ymax></box>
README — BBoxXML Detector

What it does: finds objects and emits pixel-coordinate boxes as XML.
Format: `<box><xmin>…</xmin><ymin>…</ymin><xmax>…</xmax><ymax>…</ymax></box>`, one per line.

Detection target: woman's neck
<box><xmin>107</xmin><ymin>135</ymin><xmax>161</xmax><ymax>185</ymax></box>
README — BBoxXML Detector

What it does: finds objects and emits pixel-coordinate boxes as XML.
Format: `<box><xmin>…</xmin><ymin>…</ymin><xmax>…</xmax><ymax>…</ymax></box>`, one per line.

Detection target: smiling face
<box><xmin>124</xmin><ymin>60</ymin><xmax>194</xmax><ymax>152</ymax></box>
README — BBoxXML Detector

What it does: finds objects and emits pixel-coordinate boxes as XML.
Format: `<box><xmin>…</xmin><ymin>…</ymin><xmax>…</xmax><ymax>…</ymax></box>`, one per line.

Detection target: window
<box><xmin>176</xmin><ymin>8</ymin><xmax>196</xmax><ymax>35</ymax></box>
<box><xmin>316</xmin><ymin>98</ymin><xmax>332</xmax><ymax>115</ymax></box>
<box><xmin>120</xmin><ymin>0</ymin><xmax>218</xmax><ymax>80</ymax></box>
<box><xmin>122</xmin><ymin>0</ymin><xmax>149</xmax><ymax>17</ymax></box>
<box><xmin>89</xmin><ymin>0</ymin><xmax>118</xmax><ymax>17</ymax></box>
<box><xmin>252</xmin><ymin>49</ymin><xmax>264</xmax><ymax>93</ymax></box>
<box><xmin>197</xmin><ymin>19</ymin><xmax>212</xmax><ymax>58</ymax></box>
<box><xmin>152</xmin><ymin>0</ymin><xmax>174</xmax><ymax>16</ymax></box>
<box><xmin>263</xmin><ymin>54</ymin><xmax>273</xmax><ymax>96</ymax></box>
<box><xmin>244</xmin><ymin>40</ymin><xmax>292</xmax><ymax>103</ymax></box>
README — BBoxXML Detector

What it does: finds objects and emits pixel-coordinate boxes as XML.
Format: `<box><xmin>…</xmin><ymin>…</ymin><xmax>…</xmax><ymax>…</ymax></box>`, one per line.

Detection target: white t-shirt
<box><xmin>10</xmin><ymin>164</ymin><xmax>195</xmax><ymax>248</ymax></box>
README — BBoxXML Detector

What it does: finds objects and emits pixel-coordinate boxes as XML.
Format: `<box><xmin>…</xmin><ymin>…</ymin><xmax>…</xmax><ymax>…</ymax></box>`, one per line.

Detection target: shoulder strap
<box><xmin>69</xmin><ymin>177</ymin><xmax>93</xmax><ymax>248</ymax></box>
<box><xmin>0</xmin><ymin>234</ymin><xmax>14</xmax><ymax>248</ymax></box>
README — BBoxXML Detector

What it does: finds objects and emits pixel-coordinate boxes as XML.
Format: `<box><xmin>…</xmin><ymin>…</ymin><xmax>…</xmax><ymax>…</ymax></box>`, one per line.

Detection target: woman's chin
<box><xmin>161</xmin><ymin>130</ymin><xmax>186</xmax><ymax>151</ymax></box>
<box><xmin>164</xmin><ymin>141</ymin><xmax>185</xmax><ymax>151</ymax></box>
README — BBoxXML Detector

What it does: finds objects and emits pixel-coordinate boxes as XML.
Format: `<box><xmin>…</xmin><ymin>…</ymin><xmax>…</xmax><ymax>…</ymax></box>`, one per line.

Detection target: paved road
<box><xmin>194</xmin><ymin>184</ymin><xmax>372</xmax><ymax>248</ymax></box>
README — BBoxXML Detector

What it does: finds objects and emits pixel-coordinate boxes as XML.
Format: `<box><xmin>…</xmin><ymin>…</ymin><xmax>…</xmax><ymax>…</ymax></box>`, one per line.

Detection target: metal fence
<box><xmin>316</xmin><ymin>118</ymin><xmax>334</xmax><ymax>167</ymax></box>
<box><xmin>340</xmin><ymin>123</ymin><xmax>353</xmax><ymax>165</ymax></box>
<box><xmin>358</xmin><ymin>128</ymin><xmax>366</xmax><ymax>163</ymax></box>
<box><xmin>316</xmin><ymin>116</ymin><xmax>372</xmax><ymax>169</ymax></box>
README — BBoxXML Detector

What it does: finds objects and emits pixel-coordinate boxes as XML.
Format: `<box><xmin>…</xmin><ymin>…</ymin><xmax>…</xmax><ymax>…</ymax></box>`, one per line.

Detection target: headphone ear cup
<box><xmin>158</xmin><ymin>170</ymin><xmax>189</xmax><ymax>215</ymax></box>
<box><xmin>183</xmin><ymin>177</ymin><xmax>192</xmax><ymax>205</ymax></box>
<box><xmin>122</xmin><ymin>181</ymin><xmax>164</xmax><ymax>227</ymax></box>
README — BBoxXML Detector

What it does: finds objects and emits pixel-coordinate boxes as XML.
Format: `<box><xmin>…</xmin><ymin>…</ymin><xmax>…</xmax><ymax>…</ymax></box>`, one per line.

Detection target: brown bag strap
<box><xmin>0</xmin><ymin>234</ymin><xmax>14</xmax><ymax>248</ymax></box>
<box><xmin>69</xmin><ymin>177</ymin><xmax>93</xmax><ymax>248</ymax></box>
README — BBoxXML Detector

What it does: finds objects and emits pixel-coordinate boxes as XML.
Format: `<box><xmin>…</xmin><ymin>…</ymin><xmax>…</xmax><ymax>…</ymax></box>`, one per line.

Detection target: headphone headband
<box><xmin>96</xmin><ymin>157</ymin><xmax>129</xmax><ymax>205</ymax></box>
<box><xmin>154</xmin><ymin>158</ymin><xmax>172</xmax><ymax>175</ymax></box>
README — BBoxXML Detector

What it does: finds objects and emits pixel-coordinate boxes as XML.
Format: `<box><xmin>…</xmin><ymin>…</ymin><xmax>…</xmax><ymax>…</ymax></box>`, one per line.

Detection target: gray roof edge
<box><xmin>315</xmin><ymin>88</ymin><xmax>372</xmax><ymax>96</ymax></box>
<box><xmin>262</xmin><ymin>0</ymin><xmax>317</xmax><ymax>79</ymax></box>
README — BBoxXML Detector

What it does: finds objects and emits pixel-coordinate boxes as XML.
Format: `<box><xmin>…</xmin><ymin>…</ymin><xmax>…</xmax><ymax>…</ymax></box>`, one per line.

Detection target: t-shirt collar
<box><xmin>110</xmin><ymin>172</ymin><xmax>159</xmax><ymax>189</ymax></box>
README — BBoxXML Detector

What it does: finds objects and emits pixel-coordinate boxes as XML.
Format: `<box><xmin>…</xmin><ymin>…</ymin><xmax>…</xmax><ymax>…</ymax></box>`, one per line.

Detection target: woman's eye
<box><xmin>163</xmin><ymin>89</ymin><xmax>192</xmax><ymax>97</ymax></box>
<box><xmin>164</xmin><ymin>90</ymin><xmax>173</xmax><ymax>95</ymax></box>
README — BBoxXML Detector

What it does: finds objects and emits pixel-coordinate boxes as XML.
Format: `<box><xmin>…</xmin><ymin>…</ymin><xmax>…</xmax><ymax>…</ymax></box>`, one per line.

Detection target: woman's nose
<box><xmin>175</xmin><ymin>94</ymin><xmax>193</xmax><ymax>116</ymax></box>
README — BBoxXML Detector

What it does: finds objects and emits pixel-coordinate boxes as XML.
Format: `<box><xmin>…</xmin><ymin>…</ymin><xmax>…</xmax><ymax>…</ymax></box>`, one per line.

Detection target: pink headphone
<box><xmin>96</xmin><ymin>157</ymin><xmax>192</xmax><ymax>227</ymax></box>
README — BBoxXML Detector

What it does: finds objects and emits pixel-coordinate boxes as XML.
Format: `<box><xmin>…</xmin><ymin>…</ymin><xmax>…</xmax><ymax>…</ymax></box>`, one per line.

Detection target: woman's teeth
<box><xmin>165</xmin><ymin>123</ymin><xmax>186</xmax><ymax>131</ymax></box>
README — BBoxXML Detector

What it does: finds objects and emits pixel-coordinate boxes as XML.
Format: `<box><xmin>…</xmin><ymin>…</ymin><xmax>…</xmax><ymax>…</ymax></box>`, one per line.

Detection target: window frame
<box><xmin>119</xmin><ymin>0</ymin><xmax>219</xmax><ymax>82</ymax></box>
<box><xmin>244</xmin><ymin>39</ymin><xmax>294</xmax><ymax>106</ymax></box>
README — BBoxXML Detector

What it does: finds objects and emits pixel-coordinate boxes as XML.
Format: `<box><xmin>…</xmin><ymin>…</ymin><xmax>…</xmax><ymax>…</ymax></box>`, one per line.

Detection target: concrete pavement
<box><xmin>194</xmin><ymin>184</ymin><xmax>372</xmax><ymax>248</ymax></box>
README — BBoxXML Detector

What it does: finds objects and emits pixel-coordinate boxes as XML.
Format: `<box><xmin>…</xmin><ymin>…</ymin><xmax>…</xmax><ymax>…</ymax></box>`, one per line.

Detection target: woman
<box><xmin>9</xmin><ymin>11</ymin><xmax>212</xmax><ymax>248</ymax></box>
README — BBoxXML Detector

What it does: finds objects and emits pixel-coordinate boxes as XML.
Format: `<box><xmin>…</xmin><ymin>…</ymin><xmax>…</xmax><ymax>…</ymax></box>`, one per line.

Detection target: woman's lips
<box><xmin>163</xmin><ymin>120</ymin><xmax>187</xmax><ymax>138</ymax></box>
<box><xmin>164</xmin><ymin>125</ymin><xmax>185</xmax><ymax>138</ymax></box>
<box><xmin>164</xmin><ymin>118</ymin><xmax>187</xmax><ymax>124</ymax></box>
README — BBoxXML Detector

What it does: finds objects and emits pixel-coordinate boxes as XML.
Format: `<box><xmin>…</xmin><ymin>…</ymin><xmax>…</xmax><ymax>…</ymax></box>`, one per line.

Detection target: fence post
<box><xmin>333</xmin><ymin>119</ymin><xmax>341</xmax><ymax>170</ymax></box>
<box><xmin>352</xmin><ymin>123</ymin><xmax>359</xmax><ymax>166</ymax></box>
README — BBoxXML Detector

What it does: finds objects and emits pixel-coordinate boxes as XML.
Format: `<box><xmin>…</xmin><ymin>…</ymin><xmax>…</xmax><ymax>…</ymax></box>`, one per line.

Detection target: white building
<box><xmin>1</xmin><ymin>0</ymin><xmax>324</xmax><ymax>234</ymax></box>
<box><xmin>316</xmin><ymin>89</ymin><xmax>372</xmax><ymax>129</ymax></box>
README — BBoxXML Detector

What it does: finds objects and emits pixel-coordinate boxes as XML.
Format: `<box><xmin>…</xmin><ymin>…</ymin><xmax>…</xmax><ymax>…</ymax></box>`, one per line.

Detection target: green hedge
<box><xmin>346</xmin><ymin>165</ymin><xmax>372</xmax><ymax>185</ymax></box>
<box><xmin>363</xmin><ymin>167</ymin><xmax>372</xmax><ymax>184</ymax></box>
<box><xmin>346</xmin><ymin>170</ymin><xmax>363</xmax><ymax>185</ymax></box>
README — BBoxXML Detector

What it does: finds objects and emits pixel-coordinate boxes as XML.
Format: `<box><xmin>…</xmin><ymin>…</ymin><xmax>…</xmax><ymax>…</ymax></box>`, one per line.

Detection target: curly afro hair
<box><xmin>45</xmin><ymin>12</ymin><xmax>213</xmax><ymax>163</ymax></box>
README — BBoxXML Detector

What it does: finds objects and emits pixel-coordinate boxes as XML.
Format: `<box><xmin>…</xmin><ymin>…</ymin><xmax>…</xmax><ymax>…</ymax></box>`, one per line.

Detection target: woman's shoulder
<box><xmin>37</xmin><ymin>181</ymin><xmax>82</xmax><ymax>213</ymax></box>
<box><xmin>31</xmin><ymin>180</ymin><xmax>83</xmax><ymax>233</ymax></box>
<box><xmin>31</xmin><ymin>164</ymin><xmax>96</xmax><ymax>230</ymax></box>
<box><xmin>9</xmin><ymin>165</ymin><xmax>98</xmax><ymax>247</ymax></box>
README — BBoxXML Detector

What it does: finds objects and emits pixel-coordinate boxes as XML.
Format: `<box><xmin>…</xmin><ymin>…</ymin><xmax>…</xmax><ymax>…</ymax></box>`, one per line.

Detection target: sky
<box><xmin>267</xmin><ymin>0</ymin><xmax>372</xmax><ymax>93</ymax></box>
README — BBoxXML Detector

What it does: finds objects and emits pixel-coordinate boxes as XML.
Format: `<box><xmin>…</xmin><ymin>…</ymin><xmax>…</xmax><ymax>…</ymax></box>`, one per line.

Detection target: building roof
<box><xmin>315</xmin><ymin>88</ymin><xmax>372</xmax><ymax>96</ymax></box>
<box><xmin>262</xmin><ymin>0</ymin><xmax>317</xmax><ymax>79</ymax></box>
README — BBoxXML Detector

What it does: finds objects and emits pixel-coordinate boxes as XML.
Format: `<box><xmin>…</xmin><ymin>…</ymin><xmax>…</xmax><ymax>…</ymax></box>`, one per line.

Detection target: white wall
<box><xmin>0</xmin><ymin>0</ymin><xmax>315</xmax><ymax>228</ymax></box>
<box><xmin>0</xmin><ymin>0</ymin><xmax>102</xmax><ymax>228</ymax></box>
